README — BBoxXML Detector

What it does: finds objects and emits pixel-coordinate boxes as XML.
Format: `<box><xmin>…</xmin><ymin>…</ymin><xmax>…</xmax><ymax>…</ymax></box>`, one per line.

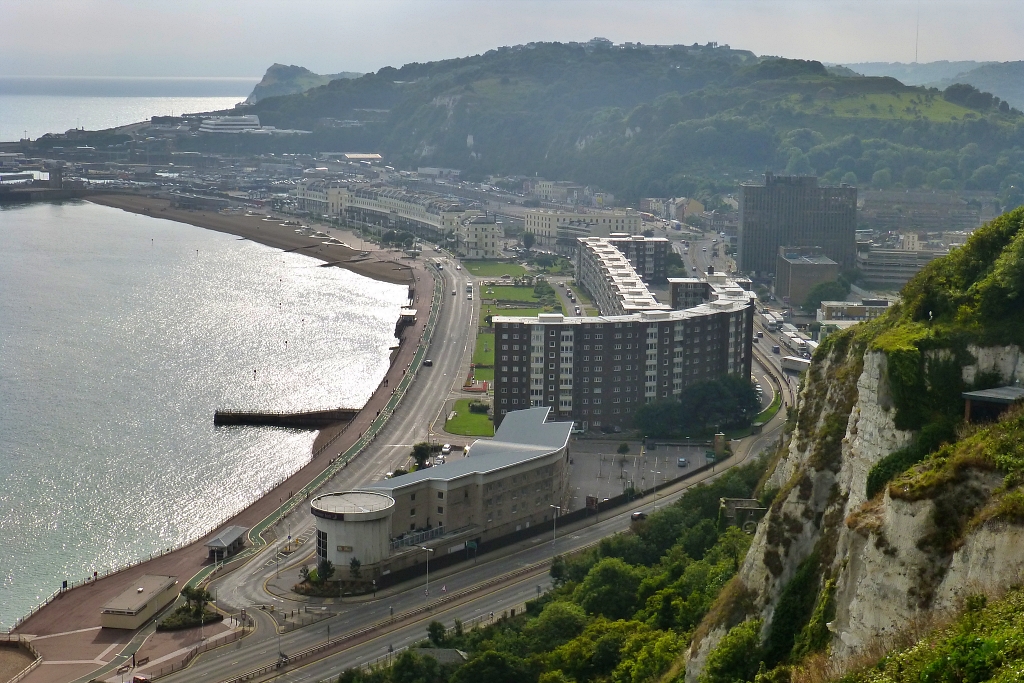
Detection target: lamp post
<box><xmin>653</xmin><ymin>471</ymin><xmax>662</xmax><ymax>512</ymax></box>
<box><xmin>550</xmin><ymin>504</ymin><xmax>561</xmax><ymax>549</ymax></box>
<box><xmin>420</xmin><ymin>546</ymin><xmax>435</xmax><ymax>597</ymax></box>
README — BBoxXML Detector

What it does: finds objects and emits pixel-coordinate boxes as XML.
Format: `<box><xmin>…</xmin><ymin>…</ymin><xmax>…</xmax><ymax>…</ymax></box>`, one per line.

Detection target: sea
<box><xmin>0</xmin><ymin>201</ymin><xmax>408</xmax><ymax>629</ymax></box>
<box><xmin>0</xmin><ymin>76</ymin><xmax>258</xmax><ymax>142</ymax></box>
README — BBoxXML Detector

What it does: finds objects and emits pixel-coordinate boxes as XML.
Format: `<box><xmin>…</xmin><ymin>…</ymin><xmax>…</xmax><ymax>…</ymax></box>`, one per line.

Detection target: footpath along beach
<box><xmin>8</xmin><ymin>194</ymin><xmax>437</xmax><ymax>682</ymax></box>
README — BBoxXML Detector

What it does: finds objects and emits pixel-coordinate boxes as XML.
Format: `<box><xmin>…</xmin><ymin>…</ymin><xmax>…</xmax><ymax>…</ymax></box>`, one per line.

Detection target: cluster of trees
<box><xmin>157</xmin><ymin>585</ymin><xmax>221</xmax><ymax>631</ymax></box>
<box><xmin>334</xmin><ymin>458</ymin><xmax>766</xmax><ymax>683</ymax></box>
<box><xmin>633</xmin><ymin>376</ymin><xmax>761</xmax><ymax>438</ymax></box>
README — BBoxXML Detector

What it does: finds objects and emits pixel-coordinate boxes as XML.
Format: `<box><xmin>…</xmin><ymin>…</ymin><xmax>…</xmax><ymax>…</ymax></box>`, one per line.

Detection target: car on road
<box><xmin>631</xmin><ymin>512</ymin><xmax>648</xmax><ymax>521</ymax></box>
<box><xmin>772</xmin><ymin>345</ymin><xmax>781</xmax><ymax>354</ymax></box>
<box><xmin>452</xmin><ymin>290</ymin><xmax>457</xmax><ymax>295</ymax></box>
<box><xmin>692</xmin><ymin>266</ymin><xmax>697</xmax><ymax>271</ymax></box>
<box><xmin>423</xmin><ymin>359</ymin><xmax>433</xmax><ymax>366</ymax></box>
<box><xmin>441</xmin><ymin>443</ymin><xmax>452</xmax><ymax>455</ymax></box>
<box><xmin>456</xmin><ymin>265</ymin><xmax>461</xmax><ymax>270</ymax></box>
<box><xmin>574</xmin><ymin>306</ymin><xmax>581</xmax><ymax>315</ymax></box>
<box><xmin>677</xmin><ymin>457</ymin><xmax>689</xmax><ymax>467</ymax></box>
<box><xmin>468</xmin><ymin>293</ymin><xmax>473</xmax><ymax>300</ymax></box>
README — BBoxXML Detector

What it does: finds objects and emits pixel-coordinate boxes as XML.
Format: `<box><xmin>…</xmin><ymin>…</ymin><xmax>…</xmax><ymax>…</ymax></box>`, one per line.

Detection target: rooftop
<box><xmin>962</xmin><ymin>386</ymin><xmax>1024</xmax><ymax>405</ymax></box>
<box><xmin>205</xmin><ymin>525</ymin><xmax>247</xmax><ymax>550</ymax></box>
<box><xmin>312</xmin><ymin>490</ymin><xmax>395</xmax><ymax>515</ymax></box>
<box><xmin>101</xmin><ymin>575</ymin><xmax>177</xmax><ymax>616</ymax></box>
<box><xmin>366</xmin><ymin>407</ymin><xmax>572</xmax><ymax>492</ymax></box>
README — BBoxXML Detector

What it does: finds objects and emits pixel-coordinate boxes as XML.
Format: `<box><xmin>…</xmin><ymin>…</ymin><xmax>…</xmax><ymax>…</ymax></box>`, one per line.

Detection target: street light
<box><xmin>420</xmin><ymin>546</ymin><xmax>435</xmax><ymax>597</ymax></box>
<box><xmin>653</xmin><ymin>471</ymin><xmax>662</xmax><ymax>512</ymax></box>
<box><xmin>550</xmin><ymin>504</ymin><xmax>561</xmax><ymax>549</ymax></box>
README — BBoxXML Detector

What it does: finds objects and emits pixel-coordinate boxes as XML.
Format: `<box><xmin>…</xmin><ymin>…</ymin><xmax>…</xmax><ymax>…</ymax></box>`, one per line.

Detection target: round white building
<box><xmin>311</xmin><ymin>491</ymin><xmax>394</xmax><ymax>571</ymax></box>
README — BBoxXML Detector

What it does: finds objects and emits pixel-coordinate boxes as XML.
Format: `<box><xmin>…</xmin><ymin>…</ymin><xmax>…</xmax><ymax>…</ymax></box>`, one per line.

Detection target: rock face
<box><xmin>246</xmin><ymin>64</ymin><xmax>362</xmax><ymax>104</ymax></box>
<box><xmin>687</xmin><ymin>343</ymin><xmax>1024</xmax><ymax>680</ymax></box>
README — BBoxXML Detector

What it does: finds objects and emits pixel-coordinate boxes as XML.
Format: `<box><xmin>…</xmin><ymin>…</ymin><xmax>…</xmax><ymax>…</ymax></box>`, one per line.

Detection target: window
<box><xmin>411</xmin><ymin>493</ymin><xmax>416</xmax><ymax>501</ymax></box>
<box><xmin>316</xmin><ymin>529</ymin><xmax>327</xmax><ymax>561</ymax></box>
<box><xmin>410</xmin><ymin>508</ymin><xmax>416</xmax><ymax>516</ymax></box>
<box><xmin>437</xmin><ymin>506</ymin><xmax>444</xmax><ymax>514</ymax></box>
<box><xmin>438</xmin><ymin>492</ymin><xmax>444</xmax><ymax>499</ymax></box>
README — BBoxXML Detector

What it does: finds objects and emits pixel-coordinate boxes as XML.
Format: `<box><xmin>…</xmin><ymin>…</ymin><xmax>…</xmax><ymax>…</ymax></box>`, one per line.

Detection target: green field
<box><xmin>473</xmin><ymin>333</ymin><xmax>494</xmax><ymax>366</ymax></box>
<box><xmin>445</xmin><ymin>399</ymin><xmax>495</xmax><ymax>436</ymax></box>
<box><xmin>463</xmin><ymin>261</ymin><xmax>529</xmax><ymax>277</ymax></box>
<box><xmin>481</xmin><ymin>285</ymin><xmax>539</xmax><ymax>302</ymax></box>
<box><xmin>472</xmin><ymin>367</ymin><xmax>494</xmax><ymax>382</ymax></box>
<box><xmin>790</xmin><ymin>91</ymin><xmax>977</xmax><ymax>122</ymax></box>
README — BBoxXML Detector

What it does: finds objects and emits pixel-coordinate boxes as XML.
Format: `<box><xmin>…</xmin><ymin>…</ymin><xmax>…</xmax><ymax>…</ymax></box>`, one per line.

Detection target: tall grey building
<box><xmin>738</xmin><ymin>174</ymin><xmax>857</xmax><ymax>276</ymax></box>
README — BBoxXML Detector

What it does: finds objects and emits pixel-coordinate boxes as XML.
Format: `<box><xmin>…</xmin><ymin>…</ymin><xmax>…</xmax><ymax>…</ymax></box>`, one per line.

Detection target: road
<box><xmin>156</xmin><ymin>383</ymin><xmax>790</xmax><ymax>683</ymax></box>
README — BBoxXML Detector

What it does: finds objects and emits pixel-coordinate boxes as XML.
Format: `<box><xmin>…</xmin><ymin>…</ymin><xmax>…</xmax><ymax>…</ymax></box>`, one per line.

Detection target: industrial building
<box><xmin>492</xmin><ymin>274</ymin><xmax>755</xmax><ymax>431</ymax></box>
<box><xmin>311</xmin><ymin>407</ymin><xmax>573</xmax><ymax>581</ymax></box>
<box><xmin>738</xmin><ymin>173</ymin><xmax>856</xmax><ymax>276</ymax></box>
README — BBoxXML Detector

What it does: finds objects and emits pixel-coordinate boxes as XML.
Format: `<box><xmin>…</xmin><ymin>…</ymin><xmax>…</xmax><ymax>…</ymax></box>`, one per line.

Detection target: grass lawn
<box><xmin>473</xmin><ymin>333</ymin><xmax>494</xmax><ymax>366</ymax></box>
<box><xmin>445</xmin><ymin>399</ymin><xmax>494</xmax><ymax>436</ymax></box>
<box><xmin>473</xmin><ymin>367</ymin><xmax>494</xmax><ymax>381</ymax></box>
<box><xmin>755</xmin><ymin>388</ymin><xmax>783</xmax><ymax>424</ymax></box>
<box><xmin>481</xmin><ymin>285</ymin><xmax>539</xmax><ymax>303</ymax></box>
<box><xmin>789</xmin><ymin>92</ymin><xmax>977</xmax><ymax>122</ymax></box>
<box><xmin>464</xmin><ymin>261</ymin><xmax>529</xmax><ymax>278</ymax></box>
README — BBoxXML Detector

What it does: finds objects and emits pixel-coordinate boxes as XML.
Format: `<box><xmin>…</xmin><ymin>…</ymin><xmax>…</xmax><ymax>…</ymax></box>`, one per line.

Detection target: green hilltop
<box><xmin>216</xmin><ymin>42</ymin><xmax>1024</xmax><ymax>208</ymax></box>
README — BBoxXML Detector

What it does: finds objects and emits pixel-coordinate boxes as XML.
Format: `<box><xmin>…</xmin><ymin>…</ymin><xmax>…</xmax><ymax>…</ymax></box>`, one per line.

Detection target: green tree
<box><xmin>574</xmin><ymin>557</ymin><xmax>644</xmax><ymax>620</ymax></box>
<box><xmin>803</xmin><ymin>279</ymin><xmax>850</xmax><ymax>312</ymax></box>
<box><xmin>349</xmin><ymin>557</ymin><xmax>362</xmax><ymax>579</ymax></box>
<box><xmin>427</xmin><ymin>620</ymin><xmax>447</xmax><ymax>646</ymax></box>
<box><xmin>317</xmin><ymin>559</ymin><xmax>335</xmax><ymax>584</ymax></box>
<box><xmin>412</xmin><ymin>442</ymin><xmax>432</xmax><ymax>469</ymax></box>
<box><xmin>617</xmin><ymin>442</ymin><xmax>631</xmax><ymax>455</ymax></box>
<box><xmin>522</xmin><ymin>232</ymin><xmax>536</xmax><ymax>249</ymax></box>
<box><xmin>523</xmin><ymin>601</ymin><xmax>589</xmax><ymax>651</ymax></box>
<box><xmin>450</xmin><ymin>651</ymin><xmax>531</xmax><ymax>683</ymax></box>
<box><xmin>700</xmin><ymin>619</ymin><xmax>764</xmax><ymax>683</ymax></box>
<box><xmin>871</xmin><ymin>168</ymin><xmax>893</xmax><ymax>188</ymax></box>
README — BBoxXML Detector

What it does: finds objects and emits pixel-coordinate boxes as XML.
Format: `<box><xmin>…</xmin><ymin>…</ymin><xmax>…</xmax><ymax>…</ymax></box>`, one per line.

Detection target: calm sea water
<box><xmin>0</xmin><ymin>77</ymin><xmax>257</xmax><ymax>142</ymax></box>
<box><xmin>0</xmin><ymin>202</ymin><xmax>407</xmax><ymax>629</ymax></box>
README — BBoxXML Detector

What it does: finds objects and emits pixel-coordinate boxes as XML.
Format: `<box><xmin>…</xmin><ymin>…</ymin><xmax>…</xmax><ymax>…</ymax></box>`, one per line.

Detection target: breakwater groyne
<box><xmin>213</xmin><ymin>408</ymin><xmax>359</xmax><ymax>429</ymax></box>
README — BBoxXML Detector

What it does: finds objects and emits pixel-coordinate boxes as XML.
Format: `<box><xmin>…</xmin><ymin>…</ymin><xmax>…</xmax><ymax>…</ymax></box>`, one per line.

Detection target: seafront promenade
<box><xmin>8</xmin><ymin>197</ymin><xmax>440</xmax><ymax>683</ymax></box>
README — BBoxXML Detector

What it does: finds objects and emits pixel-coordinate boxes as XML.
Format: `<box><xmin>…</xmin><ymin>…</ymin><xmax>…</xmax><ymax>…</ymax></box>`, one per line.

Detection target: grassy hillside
<box><xmin>209</xmin><ymin>43</ymin><xmax>1024</xmax><ymax>209</ymax></box>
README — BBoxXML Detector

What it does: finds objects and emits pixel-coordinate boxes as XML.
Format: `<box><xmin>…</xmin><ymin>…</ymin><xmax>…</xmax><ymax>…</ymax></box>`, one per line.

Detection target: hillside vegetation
<box><xmin>210</xmin><ymin>43</ymin><xmax>1024</xmax><ymax>208</ymax></box>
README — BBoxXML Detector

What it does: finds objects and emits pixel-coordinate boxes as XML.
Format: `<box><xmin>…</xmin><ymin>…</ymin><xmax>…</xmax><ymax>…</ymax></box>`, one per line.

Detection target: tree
<box><xmin>803</xmin><ymin>279</ymin><xmax>850</xmax><ymax>312</ymax></box>
<box><xmin>180</xmin><ymin>585</ymin><xmax>212</xmax><ymax>615</ymax></box>
<box><xmin>349</xmin><ymin>557</ymin><xmax>362</xmax><ymax>579</ymax></box>
<box><xmin>699</xmin><ymin>619</ymin><xmax>764</xmax><ymax>683</ymax></box>
<box><xmin>317</xmin><ymin>559</ymin><xmax>335</xmax><ymax>583</ymax></box>
<box><xmin>523</xmin><ymin>601</ymin><xmax>589</xmax><ymax>650</ymax></box>
<box><xmin>412</xmin><ymin>442</ymin><xmax>432</xmax><ymax>469</ymax></box>
<box><xmin>617</xmin><ymin>442</ymin><xmax>630</xmax><ymax>455</ymax></box>
<box><xmin>522</xmin><ymin>231</ymin><xmax>536</xmax><ymax>249</ymax></box>
<box><xmin>450</xmin><ymin>651</ymin><xmax>530</xmax><ymax>683</ymax></box>
<box><xmin>573</xmin><ymin>557</ymin><xmax>644</xmax><ymax>620</ymax></box>
<box><xmin>427</xmin><ymin>620</ymin><xmax>447</xmax><ymax>646</ymax></box>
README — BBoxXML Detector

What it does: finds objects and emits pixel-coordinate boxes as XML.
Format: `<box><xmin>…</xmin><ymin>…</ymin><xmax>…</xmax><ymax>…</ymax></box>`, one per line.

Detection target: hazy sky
<box><xmin>3</xmin><ymin>0</ymin><xmax>1022</xmax><ymax>78</ymax></box>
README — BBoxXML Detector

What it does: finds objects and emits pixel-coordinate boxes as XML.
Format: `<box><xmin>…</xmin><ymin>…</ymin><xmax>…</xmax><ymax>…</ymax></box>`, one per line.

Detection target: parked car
<box><xmin>677</xmin><ymin>457</ymin><xmax>689</xmax><ymax>467</ymax></box>
<box><xmin>441</xmin><ymin>443</ymin><xmax>452</xmax><ymax>455</ymax></box>
<box><xmin>452</xmin><ymin>290</ymin><xmax>457</xmax><ymax>295</ymax></box>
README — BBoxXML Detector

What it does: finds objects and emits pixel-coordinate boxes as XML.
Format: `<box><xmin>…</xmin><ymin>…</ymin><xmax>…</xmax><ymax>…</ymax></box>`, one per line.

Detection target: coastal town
<box><xmin>3</xmin><ymin>15</ymin><xmax>1024</xmax><ymax>683</ymax></box>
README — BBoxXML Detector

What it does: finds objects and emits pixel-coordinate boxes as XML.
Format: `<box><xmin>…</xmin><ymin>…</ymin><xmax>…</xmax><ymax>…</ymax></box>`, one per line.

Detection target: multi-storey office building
<box><xmin>854</xmin><ymin>244</ymin><xmax>943</xmax><ymax>289</ymax></box>
<box><xmin>775</xmin><ymin>246</ymin><xmax>840</xmax><ymax>309</ymax></box>
<box><xmin>738</xmin><ymin>173</ymin><xmax>857</xmax><ymax>276</ymax></box>
<box><xmin>575</xmin><ymin>237</ymin><xmax>670</xmax><ymax>315</ymax></box>
<box><xmin>668</xmin><ymin>272</ymin><xmax>753</xmax><ymax>310</ymax></box>
<box><xmin>492</xmin><ymin>278</ymin><xmax>755</xmax><ymax>431</ymax></box>
<box><xmin>606</xmin><ymin>234</ymin><xmax>671</xmax><ymax>283</ymax></box>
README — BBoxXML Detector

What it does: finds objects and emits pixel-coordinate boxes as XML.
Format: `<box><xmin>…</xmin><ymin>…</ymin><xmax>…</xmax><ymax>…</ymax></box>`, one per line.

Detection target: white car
<box><xmin>456</xmin><ymin>264</ymin><xmax>462</xmax><ymax>270</ymax></box>
<box><xmin>441</xmin><ymin>443</ymin><xmax>452</xmax><ymax>455</ymax></box>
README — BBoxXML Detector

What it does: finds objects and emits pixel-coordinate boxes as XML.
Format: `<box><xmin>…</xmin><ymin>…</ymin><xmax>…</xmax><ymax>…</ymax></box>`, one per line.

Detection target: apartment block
<box><xmin>855</xmin><ymin>245</ymin><xmax>943</xmax><ymax>289</ymax></box>
<box><xmin>459</xmin><ymin>214</ymin><xmax>504</xmax><ymax>259</ymax></box>
<box><xmin>492</xmin><ymin>277</ymin><xmax>755</xmax><ymax>431</ymax></box>
<box><xmin>738</xmin><ymin>173</ymin><xmax>856</xmax><ymax>276</ymax></box>
<box><xmin>817</xmin><ymin>299</ymin><xmax>891</xmax><ymax>322</ymax></box>
<box><xmin>606</xmin><ymin>234</ymin><xmax>671</xmax><ymax>283</ymax></box>
<box><xmin>575</xmin><ymin>237</ymin><xmax>670</xmax><ymax>315</ymax></box>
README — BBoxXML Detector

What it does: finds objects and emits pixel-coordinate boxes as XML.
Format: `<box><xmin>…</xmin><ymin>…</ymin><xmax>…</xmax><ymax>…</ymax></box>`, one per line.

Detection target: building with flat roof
<box><xmin>459</xmin><ymin>214</ymin><xmax>503</xmax><ymax>259</ymax></box>
<box><xmin>775</xmin><ymin>246</ymin><xmax>840</xmax><ymax>309</ymax></box>
<box><xmin>606</xmin><ymin>234</ymin><xmax>671</xmax><ymax>283</ymax></box>
<box><xmin>311</xmin><ymin>408</ymin><xmax>572</xmax><ymax>582</ymax></box>
<box><xmin>855</xmin><ymin>244</ymin><xmax>944</xmax><ymax>289</ymax></box>
<box><xmin>205</xmin><ymin>525</ymin><xmax>248</xmax><ymax>562</ymax></box>
<box><xmin>524</xmin><ymin>208</ymin><xmax>642</xmax><ymax>250</ymax></box>
<box><xmin>817</xmin><ymin>299</ymin><xmax>890</xmax><ymax>322</ymax></box>
<box><xmin>738</xmin><ymin>173</ymin><xmax>856</xmax><ymax>276</ymax></box>
<box><xmin>492</xmin><ymin>275</ymin><xmax>755</xmax><ymax>431</ymax></box>
<box><xmin>100</xmin><ymin>575</ymin><xmax>178</xmax><ymax>630</ymax></box>
<box><xmin>575</xmin><ymin>237</ymin><xmax>670</xmax><ymax>316</ymax></box>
